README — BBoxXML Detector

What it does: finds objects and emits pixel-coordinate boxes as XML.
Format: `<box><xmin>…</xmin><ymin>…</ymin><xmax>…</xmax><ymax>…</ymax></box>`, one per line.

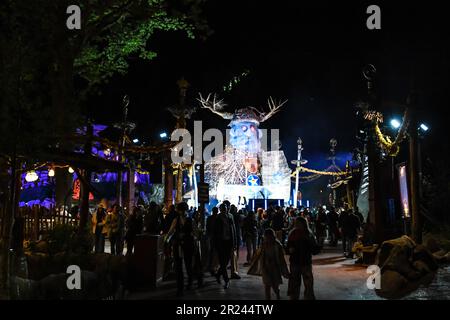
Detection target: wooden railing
<box><xmin>19</xmin><ymin>205</ymin><xmax>79</xmax><ymax>240</ymax></box>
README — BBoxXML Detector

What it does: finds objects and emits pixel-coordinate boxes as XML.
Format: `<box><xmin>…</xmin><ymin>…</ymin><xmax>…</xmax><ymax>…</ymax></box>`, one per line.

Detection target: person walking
<box><xmin>214</xmin><ymin>203</ymin><xmax>237</xmax><ymax>289</ymax></box>
<box><xmin>338</xmin><ymin>205</ymin><xmax>350</xmax><ymax>256</ymax></box>
<box><xmin>242</xmin><ymin>210</ymin><xmax>258</xmax><ymax>266</ymax></box>
<box><xmin>229</xmin><ymin>205</ymin><xmax>241</xmax><ymax>280</ymax></box>
<box><xmin>271</xmin><ymin>208</ymin><xmax>284</xmax><ymax>242</ymax></box>
<box><xmin>354</xmin><ymin>206</ymin><xmax>365</xmax><ymax>225</ymax></box>
<box><xmin>166</xmin><ymin>202</ymin><xmax>201</xmax><ymax>296</ymax></box>
<box><xmin>125</xmin><ymin>206</ymin><xmax>143</xmax><ymax>256</ymax></box>
<box><xmin>105</xmin><ymin>204</ymin><xmax>121</xmax><ymax>255</ymax></box>
<box><xmin>287</xmin><ymin>217</ymin><xmax>316</xmax><ymax>300</ymax></box>
<box><xmin>92</xmin><ymin>199</ymin><xmax>108</xmax><ymax>253</ymax></box>
<box><xmin>161</xmin><ymin>204</ymin><xmax>177</xmax><ymax>280</ymax></box>
<box><xmin>327</xmin><ymin>207</ymin><xmax>339</xmax><ymax>246</ymax></box>
<box><xmin>315</xmin><ymin>207</ymin><xmax>327</xmax><ymax>247</ymax></box>
<box><xmin>343</xmin><ymin>209</ymin><xmax>361</xmax><ymax>258</ymax></box>
<box><xmin>248</xmin><ymin>228</ymin><xmax>289</xmax><ymax>300</ymax></box>
<box><xmin>206</xmin><ymin>207</ymin><xmax>219</xmax><ymax>276</ymax></box>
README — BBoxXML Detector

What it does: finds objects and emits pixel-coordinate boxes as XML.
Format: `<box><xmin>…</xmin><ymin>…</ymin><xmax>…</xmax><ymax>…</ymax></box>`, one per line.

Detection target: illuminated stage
<box><xmin>200</xmin><ymin>95</ymin><xmax>291</xmax><ymax>206</ymax></box>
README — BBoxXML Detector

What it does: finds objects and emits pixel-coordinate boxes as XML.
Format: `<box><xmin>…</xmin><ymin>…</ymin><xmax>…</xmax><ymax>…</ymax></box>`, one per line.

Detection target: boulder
<box><xmin>424</xmin><ymin>236</ymin><xmax>441</xmax><ymax>253</ymax></box>
<box><xmin>34</xmin><ymin>241</ymin><xmax>49</xmax><ymax>254</ymax></box>
<box><xmin>376</xmin><ymin>270</ymin><xmax>409</xmax><ymax>299</ymax></box>
<box><xmin>413</xmin><ymin>245</ymin><xmax>438</xmax><ymax>271</ymax></box>
<box><xmin>376</xmin><ymin>235</ymin><xmax>415</xmax><ymax>267</ymax></box>
<box><xmin>375</xmin><ymin>235</ymin><xmax>439</xmax><ymax>299</ymax></box>
<box><xmin>36</xmin><ymin>270</ymin><xmax>113</xmax><ymax>299</ymax></box>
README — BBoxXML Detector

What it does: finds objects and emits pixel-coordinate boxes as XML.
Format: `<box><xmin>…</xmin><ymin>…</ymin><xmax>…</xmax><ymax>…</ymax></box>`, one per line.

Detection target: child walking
<box><xmin>248</xmin><ymin>228</ymin><xmax>290</xmax><ymax>299</ymax></box>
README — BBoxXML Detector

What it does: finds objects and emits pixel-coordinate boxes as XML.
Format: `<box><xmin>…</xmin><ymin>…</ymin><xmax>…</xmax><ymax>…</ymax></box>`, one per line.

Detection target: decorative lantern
<box><xmin>25</xmin><ymin>171</ymin><xmax>39</xmax><ymax>182</ymax></box>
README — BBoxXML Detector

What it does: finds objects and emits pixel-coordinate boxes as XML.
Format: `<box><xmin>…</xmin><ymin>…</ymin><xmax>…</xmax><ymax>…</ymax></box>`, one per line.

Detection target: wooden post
<box><xmin>79</xmin><ymin>124</ymin><xmax>93</xmax><ymax>233</ymax></box>
<box><xmin>163</xmin><ymin>150</ymin><xmax>174</xmax><ymax>208</ymax></box>
<box><xmin>408</xmin><ymin>100</ymin><xmax>422</xmax><ymax>244</ymax></box>
<box><xmin>127</xmin><ymin>169</ymin><xmax>135</xmax><ymax>216</ymax></box>
<box><xmin>175</xmin><ymin>165</ymin><xmax>183</xmax><ymax>204</ymax></box>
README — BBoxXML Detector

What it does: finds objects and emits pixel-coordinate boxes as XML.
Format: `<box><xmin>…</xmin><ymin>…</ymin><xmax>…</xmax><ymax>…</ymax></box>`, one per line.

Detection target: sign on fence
<box><xmin>197</xmin><ymin>182</ymin><xmax>209</xmax><ymax>203</ymax></box>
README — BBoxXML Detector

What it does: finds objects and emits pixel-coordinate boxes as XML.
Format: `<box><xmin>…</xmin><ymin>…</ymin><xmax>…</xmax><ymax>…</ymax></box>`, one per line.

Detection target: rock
<box><xmin>26</xmin><ymin>253</ymin><xmax>51</xmax><ymax>280</ymax></box>
<box><xmin>37</xmin><ymin>270</ymin><xmax>113</xmax><ymax>299</ymax></box>
<box><xmin>10</xmin><ymin>276</ymin><xmax>39</xmax><ymax>300</ymax></box>
<box><xmin>34</xmin><ymin>241</ymin><xmax>49</xmax><ymax>254</ymax></box>
<box><xmin>376</xmin><ymin>235</ymin><xmax>415</xmax><ymax>267</ymax></box>
<box><xmin>413</xmin><ymin>245</ymin><xmax>438</xmax><ymax>271</ymax></box>
<box><xmin>412</xmin><ymin>260</ymin><xmax>431</xmax><ymax>274</ymax></box>
<box><xmin>424</xmin><ymin>236</ymin><xmax>441</xmax><ymax>253</ymax></box>
<box><xmin>376</xmin><ymin>270</ymin><xmax>409</xmax><ymax>299</ymax></box>
<box><xmin>375</xmin><ymin>235</ymin><xmax>439</xmax><ymax>299</ymax></box>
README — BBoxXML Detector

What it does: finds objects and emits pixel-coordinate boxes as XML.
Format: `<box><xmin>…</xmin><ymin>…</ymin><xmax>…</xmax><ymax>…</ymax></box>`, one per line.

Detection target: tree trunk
<box><xmin>0</xmin><ymin>158</ymin><xmax>21</xmax><ymax>299</ymax></box>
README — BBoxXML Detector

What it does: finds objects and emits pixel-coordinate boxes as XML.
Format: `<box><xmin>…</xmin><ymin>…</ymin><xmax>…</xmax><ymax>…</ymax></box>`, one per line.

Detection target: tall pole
<box><xmin>329</xmin><ymin>138</ymin><xmax>337</xmax><ymax>207</ymax></box>
<box><xmin>294</xmin><ymin>138</ymin><xmax>303</xmax><ymax>208</ymax></box>
<box><xmin>363</xmin><ymin>64</ymin><xmax>384</xmax><ymax>243</ymax></box>
<box><xmin>115</xmin><ymin>95</ymin><xmax>135</xmax><ymax>207</ymax></box>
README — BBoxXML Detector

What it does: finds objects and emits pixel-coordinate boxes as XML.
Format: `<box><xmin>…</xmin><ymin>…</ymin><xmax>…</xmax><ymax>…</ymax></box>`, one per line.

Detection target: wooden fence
<box><xmin>19</xmin><ymin>205</ymin><xmax>79</xmax><ymax>241</ymax></box>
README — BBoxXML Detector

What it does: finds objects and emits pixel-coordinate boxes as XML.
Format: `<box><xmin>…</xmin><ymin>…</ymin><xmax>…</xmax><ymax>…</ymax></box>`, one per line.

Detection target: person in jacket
<box><xmin>125</xmin><ymin>206</ymin><xmax>143</xmax><ymax>256</ymax></box>
<box><xmin>166</xmin><ymin>202</ymin><xmax>202</xmax><ymax>296</ymax></box>
<box><xmin>342</xmin><ymin>209</ymin><xmax>361</xmax><ymax>258</ymax></box>
<box><xmin>206</xmin><ymin>207</ymin><xmax>219</xmax><ymax>275</ymax></box>
<box><xmin>287</xmin><ymin>217</ymin><xmax>316</xmax><ymax>300</ymax></box>
<box><xmin>229</xmin><ymin>205</ymin><xmax>242</xmax><ymax>280</ymax></box>
<box><xmin>327</xmin><ymin>207</ymin><xmax>339</xmax><ymax>247</ymax></box>
<box><xmin>315</xmin><ymin>207</ymin><xmax>327</xmax><ymax>247</ymax></box>
<box><xmin>242</xmin><ymin>210</ymin><xmax>258</xmax><ymax>266</ymax></box>
<box><xmin>105</xmin><ymin>204</ymin><xmax>124</xmax><ymax>255</ymax></box>
<box><xmin>214</xmin><ymin>203</ymin><xmax>236</xmax><ymax>289</ymax></box>
<box><xmin>261</xmin><ymin>228</ymin><xmax>289</xmax><ymax>299</ymax></box>
<box><xmin>92</xmin><ymin>199</ymin><xmax>108</xmax><ymax>253</ymax></box>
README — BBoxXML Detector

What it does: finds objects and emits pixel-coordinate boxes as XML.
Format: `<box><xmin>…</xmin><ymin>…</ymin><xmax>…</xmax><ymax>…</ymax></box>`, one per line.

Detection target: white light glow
<box><xmin>160</xmin><ymin>132</ymin><xmax>168</xmax><ymax>138</ymax></box>
<box><xmin>48</xmin><ymin>169</ymin><xmax>55</xmax><ymax>177</ymax></box>
<box><xmin>68</xmin><ymin>167</ymin><xmax>74</xmax><ymax>174</ymax></box>
<box><xmin>25</xmin><ymin>171</ymin><xmax>39</xmax><ymax>182</ymax></box>
<box><xmin>420</xmin><ymin>123</ymin><xmax>429</xmax><ymax>131</ymax></box>
<box><xmin>390</xmin><ymin>119</ymin><xmax>401</xmax><ymax>129</ymax></box>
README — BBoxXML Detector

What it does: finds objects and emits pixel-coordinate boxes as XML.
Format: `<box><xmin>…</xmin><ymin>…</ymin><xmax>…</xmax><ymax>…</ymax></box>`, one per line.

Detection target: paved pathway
<box><xmin>127</xmin><ymin>244</ymin><xmax>382</xmax><ymax>300</ymax></box>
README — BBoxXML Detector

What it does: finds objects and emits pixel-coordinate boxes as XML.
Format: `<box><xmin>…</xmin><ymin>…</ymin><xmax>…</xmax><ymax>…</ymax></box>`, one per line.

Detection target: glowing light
<box><xmin>160</xmin><ymin>132</ymin><xmax>168</xmax><ymax>139</ymax></box>
<box><xmin>104</xmin><ymin>148</ymin><xmax>111</xmax><ymax>156</ymax></box>
<box><xmin>25</xmin><ymin>171</ymin><xmax>39</xmax><ymax>182</ymax></box>
<box><xmin>420</xmin><ymin>123</ymin><xmax>429</xmax><ymax>131</ymax></box>
<box><xmin>133</xmin><ymin>138</ymin><xmax>139</xmax><ymax>143</ymax></box>
<box><xmin>48</xmin><ymin>169</ymin><xmax>55</xmax><ymax>177</ymax></box>
<box><xmin>68</xmin><ymin>167</ymin><xmax>74</xmax><ymax>173</ymax></box>
<box><xmin>390</xmin><ymin>119</ymin><xmax>401</xmax><ymax>129</ymax></box>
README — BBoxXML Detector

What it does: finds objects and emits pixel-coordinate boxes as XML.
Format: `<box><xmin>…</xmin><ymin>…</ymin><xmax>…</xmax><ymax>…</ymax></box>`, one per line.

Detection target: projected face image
<box><xmin>229</xmin><ymin>121</ymin><xmax>260</xmax><ymax>154</ymax></box>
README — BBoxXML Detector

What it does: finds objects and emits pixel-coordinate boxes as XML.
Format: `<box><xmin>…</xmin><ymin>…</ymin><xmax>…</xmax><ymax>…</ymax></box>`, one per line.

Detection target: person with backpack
<box><xmin>166</xmin><ymin>202</ymin><xmax>202</xmax><ymax>296</ymax></box>
<box><xmin>287</xmin><ymin>217</ymin><xmax>318</xmax><ymax>300</ymax></box>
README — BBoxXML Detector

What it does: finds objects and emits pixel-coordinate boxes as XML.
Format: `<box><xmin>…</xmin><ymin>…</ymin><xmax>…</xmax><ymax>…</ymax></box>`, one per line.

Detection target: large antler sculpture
<box><xmin>198</xmin><ymin>93</ymin><xmax>233</xmax><ymax>119</ymax></box>
<box><xmin>251</xmin><ymin>97</ymin><xmax>288</xmax><ymax>123</ymax></box>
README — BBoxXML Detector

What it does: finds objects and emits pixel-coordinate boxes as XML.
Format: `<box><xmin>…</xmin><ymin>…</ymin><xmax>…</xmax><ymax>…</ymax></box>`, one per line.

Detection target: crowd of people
<box><xmin>89</xmin><ymin>198</ymin><xmax>371</xmax><ymax>299</ymax></box>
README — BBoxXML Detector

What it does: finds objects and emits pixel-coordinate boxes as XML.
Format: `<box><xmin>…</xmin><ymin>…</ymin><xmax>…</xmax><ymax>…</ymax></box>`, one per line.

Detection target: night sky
<box><xmin>88</xmin><ymin>0</ymin><xmax>450</xmax><ymax>172</ymax></box>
